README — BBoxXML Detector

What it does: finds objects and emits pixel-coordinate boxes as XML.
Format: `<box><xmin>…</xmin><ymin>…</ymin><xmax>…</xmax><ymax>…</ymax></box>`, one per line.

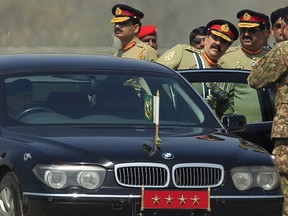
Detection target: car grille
<box><xmin>114</xmin><ymin>163</ymin><xmax>169</xmax><ymax>188</ymax></box>
<box><xmin>172</xmin><ymin>163</ymin><xmax>224</xmax><ymax>188</ymax></box>
<box><xmin>114</xmin><ymin>163</ymin><xmax>224</xmax><ymax>188</ymax></box>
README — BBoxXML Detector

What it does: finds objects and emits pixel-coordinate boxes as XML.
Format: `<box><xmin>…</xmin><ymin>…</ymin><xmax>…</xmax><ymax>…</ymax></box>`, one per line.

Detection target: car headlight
<box><xmin>33</xmin><ymin>164</ymin><xmax>106</xmax><ymax>190</ymax></box>
<box><xmin>230</xmin><ymin>166</ymin><xmax>280</xmax><ymax>191</ymax></box>
<box><xmin>231</xmin><ymin>171</ymin><xmax>252</xmax><ymax>190</ymax></box>
<box><xmin>77</xmin><ymin>171</ymin><xmax>101</xmax><ymax>190</ymax></box>
<box><xmin>257</xmin><ymin>172</ymin><xmax>279</xmax><ymax>190</ymax></box>
<box><xmin>44</xmin><ymin>170</ymin><xmax>67</xmax><ymax>189</ymax></box>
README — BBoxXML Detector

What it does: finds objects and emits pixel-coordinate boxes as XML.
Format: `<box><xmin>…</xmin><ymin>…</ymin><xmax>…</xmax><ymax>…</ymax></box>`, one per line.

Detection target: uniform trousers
<box><xmin>273</xmin><ymin>138</ymin><xmax>288</xmax><ymax>216</ymax></box>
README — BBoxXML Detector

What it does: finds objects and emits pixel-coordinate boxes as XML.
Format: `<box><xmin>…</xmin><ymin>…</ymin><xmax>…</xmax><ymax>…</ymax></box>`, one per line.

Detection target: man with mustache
<box><xmin>111</xmin><ymin>4</ymin><xmax>158</xmax><ymax>61</ymax></box>
<box><xmin>219</xmin><ymin>9</ymin><xmax>270</xmax><ymax>123</ymax></box>
<box><xmin>157</xmin><ymin>19</ymin><xmax>238</xmax><ymax>69</ymax></box>
<box><xmin>220</xmin><ymin>9</ymin><xmax>270</xmax><ymax>70</ymax></box>
<box><xmin>157</xmin><ymin>20</ymin><xmax>238</xmax><ymax>117</ymax></box>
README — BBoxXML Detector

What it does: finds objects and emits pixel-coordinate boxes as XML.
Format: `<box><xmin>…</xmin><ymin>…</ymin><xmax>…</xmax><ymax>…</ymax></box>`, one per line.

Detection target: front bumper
<box><xmin>23</xmin><ymin>192</ymin><xmax>283</xmax><ymax>216</ymax></box>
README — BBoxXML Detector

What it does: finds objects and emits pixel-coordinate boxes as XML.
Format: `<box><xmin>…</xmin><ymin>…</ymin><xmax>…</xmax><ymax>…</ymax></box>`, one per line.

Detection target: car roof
<box><xmin>178</xmin><ymin>68</ymin><xmax>251</xmax><ymax>83</ymax></box>
<box><xmin>0</xmin><ymin>54</ymin><xmax>175</xmax><ymax>74</ymax></box>
<box><xmin>178</xmin><ymin>68</ymin><xmax>251</xmax><ymax>74</ymax></box>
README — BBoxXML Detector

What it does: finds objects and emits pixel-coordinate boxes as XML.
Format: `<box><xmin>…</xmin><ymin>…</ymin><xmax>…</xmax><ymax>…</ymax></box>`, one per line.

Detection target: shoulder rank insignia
<box><xmin>235</xmin><ymin>61</ymin><xmax>244</xmax><ymax>70</ymax></box>
<box><xmin>138</xmin><ymin>48</ymin><xmax>145</xmax><ymax>60</ymax></box>
<box><xmin>164</xmin><ymin>51</ymin><xmax>175</xmax><ymax>61</ymax></box>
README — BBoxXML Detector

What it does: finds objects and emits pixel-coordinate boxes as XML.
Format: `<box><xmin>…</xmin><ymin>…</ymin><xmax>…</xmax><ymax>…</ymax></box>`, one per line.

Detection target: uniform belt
<box><xmin>278</xmin><ymin>172</ymin><xmax>288</xmax><ymax>178</ymax></box>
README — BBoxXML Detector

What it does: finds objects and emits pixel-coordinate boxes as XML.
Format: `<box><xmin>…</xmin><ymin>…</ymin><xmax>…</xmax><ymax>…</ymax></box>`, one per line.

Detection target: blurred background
<box><xmin>0</xmin><ymin>0</ymin><xmax>286</xmax><ymax>54</ymax></box>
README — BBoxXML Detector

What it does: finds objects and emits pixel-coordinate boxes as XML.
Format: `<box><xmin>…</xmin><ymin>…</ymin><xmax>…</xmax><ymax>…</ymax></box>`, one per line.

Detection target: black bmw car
<box><xmin>0</xmin><ymin>55</ymin><xmax>283</xmax><ymax>216</ymax></box>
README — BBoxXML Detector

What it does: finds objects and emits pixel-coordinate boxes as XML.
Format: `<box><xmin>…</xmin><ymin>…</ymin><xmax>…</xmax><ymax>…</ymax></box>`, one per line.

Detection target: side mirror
<box><xmin>222</xmin><ymin>114</ymin><xmax>247</xmax><ymax>132</ymax></box>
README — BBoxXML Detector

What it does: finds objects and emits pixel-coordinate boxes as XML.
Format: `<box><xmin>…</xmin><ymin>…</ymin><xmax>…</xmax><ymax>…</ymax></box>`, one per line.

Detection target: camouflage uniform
<box><xmin>248</xmin><ymin>40</ymin><xmax>288</xmax><ymax>216</ymax></box>
<box><xmin>115</xmin><ymin>38</ymin><xmax>158</xmax><ymax>62</ymax></box>
<box><xmin>219</xmin><ymin>45</ymin><xmax>270</xmax><ymax>123</ymax></box>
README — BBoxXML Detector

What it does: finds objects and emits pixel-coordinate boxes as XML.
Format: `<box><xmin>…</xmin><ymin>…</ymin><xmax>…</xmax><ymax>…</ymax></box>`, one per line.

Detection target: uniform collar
<box><xmin>201</xmin><ymin>51</ymin><xmax>218</xmax><ymax>67</ymax></box>
<box><xmin>241</xmin><ymin>46</ymin><xmax>263</xmax><ymax>55</ymax></box>
<box><xmin>121</xmin><ymin>41</ymin><xmax>136</xmax><ymax>52</ymax></box>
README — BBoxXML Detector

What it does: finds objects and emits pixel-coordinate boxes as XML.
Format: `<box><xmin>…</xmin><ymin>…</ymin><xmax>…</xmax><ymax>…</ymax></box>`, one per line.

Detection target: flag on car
<box><xmin>144</xmin><ymin>90</ymin><xmax>160</xmax><ymax>125</ymax></box>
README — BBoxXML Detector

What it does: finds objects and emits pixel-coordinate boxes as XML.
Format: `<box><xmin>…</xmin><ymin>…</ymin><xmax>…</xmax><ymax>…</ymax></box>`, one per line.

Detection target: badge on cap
<box><xmin>221</xmin><ymin>24</ymin><xmax>229</xmax><ymax>33</ymax></box>
<box><xmin>115</xmin><ymin>7</ymin><xmax>122</xmax><ymax>16</ymax></box>
<box><xmin>244</xmin><ymin>13</ymin><xmax>251</xmax><ymax>21</ymax></box>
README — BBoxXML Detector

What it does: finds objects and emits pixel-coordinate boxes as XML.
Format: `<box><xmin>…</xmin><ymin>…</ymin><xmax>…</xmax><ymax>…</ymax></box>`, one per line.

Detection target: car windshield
<box><xmin>4</xmin><ymin>71</ymin><xmax>220</xmax><ymax>127</ymax></box>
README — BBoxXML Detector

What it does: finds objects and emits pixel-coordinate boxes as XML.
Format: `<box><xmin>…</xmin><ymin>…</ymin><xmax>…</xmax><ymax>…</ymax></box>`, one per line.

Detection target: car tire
<box><xmin>0</xmin><ymin>172</ymin><xmax>23</xmax><ymax>216</ymax></box>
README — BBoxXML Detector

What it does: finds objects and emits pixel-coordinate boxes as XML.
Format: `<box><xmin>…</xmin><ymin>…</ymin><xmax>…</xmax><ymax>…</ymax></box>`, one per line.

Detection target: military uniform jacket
<box><xmin>219</xmin><ymin>45</ymin><xmax>269</xmax><ymax>69</ymax></box>
<box><xmin>248</xmin><ymin>41</ymin><xmax>288</xmax><ymax>138</ymax></box>
<box><xmin>157</xmin><ymin>44</ymin><xmax>233</xmax><ymax>118</ymax></box>
<box><xmin>115</xmin><ymin>38</ymin><xmax>158</xmax><ymax>62</ymax></box>
<box><xmin>218</xmin><ymin>45</ymin><xmax>270</xmax><ymax>123</ymax></box>
<box><xmin>157</xmin><ymin>44</ymin><xmax>223</xmax><ymax>96</ymax></box>
<box><xmin>156</xmin><ymin>44</ymin><xmax>206</xmax><ymax>69</ymax></box>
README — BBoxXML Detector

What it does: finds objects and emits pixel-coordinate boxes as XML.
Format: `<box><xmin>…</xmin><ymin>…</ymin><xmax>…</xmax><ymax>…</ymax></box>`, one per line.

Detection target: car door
<box><xmin>179</xmin><ymin>69</ymin><xmax>275</xmax><ymax>153</ymax></box>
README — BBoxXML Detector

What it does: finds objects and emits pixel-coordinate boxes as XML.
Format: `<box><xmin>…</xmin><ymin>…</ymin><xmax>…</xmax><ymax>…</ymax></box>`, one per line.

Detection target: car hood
<box><xmin>2</xmin><ymin>125</ymin><xmax>270</xmax><ymax>169</ymax></box>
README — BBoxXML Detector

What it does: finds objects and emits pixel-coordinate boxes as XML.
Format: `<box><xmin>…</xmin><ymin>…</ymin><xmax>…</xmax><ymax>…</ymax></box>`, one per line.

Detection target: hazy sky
<box><xmin>0</xmin><ymin>0</ymin><xmax>286</xmax><ymax>52</ymax></box>
<box><xmin>108</xmin><ymin>0</ymin><xmax>287</xmax><ymax>48</ymax></box>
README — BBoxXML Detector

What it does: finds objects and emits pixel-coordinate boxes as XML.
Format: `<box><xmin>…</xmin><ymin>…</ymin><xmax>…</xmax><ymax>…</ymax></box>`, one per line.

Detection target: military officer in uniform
<box><xmin>248</xmin><ymin>7</ymin><xmax>288</xmax><ymax>216</ymax></box>
<box><xmin>220</xmin><ymin>9</ymin><xmax>270</xmax><ymax>70</ymax></box>
<box><xmin>157</xmin><ymin>19</ymin><xmax>238</xmax><ymax>70</ymax></box>
<box><xmin>111</xmin><ymin>4</ymin><xmax>158</xmax><ymax>61</ymax></box>
<box><xmin>138</xmin><ymin>25</ymin><xmax>158</xmax><ymax>51</ymax></box>
<box><xmin>157</xmin><ymin>19</ymin><xmax>238</xmax><ymax>118</ymax></box>
<box><xmin>219</xmin><ymin>9</ymin><xmax>270</xmax><ymax>123</ymax></box>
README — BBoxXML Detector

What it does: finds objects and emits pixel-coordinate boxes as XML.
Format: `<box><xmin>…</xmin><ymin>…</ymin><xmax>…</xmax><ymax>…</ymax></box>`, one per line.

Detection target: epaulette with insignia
<box><xmin>137</xmin><ymin>48</ymin><xmax>145</xmax><ymax>60</ymax></box>
<box><xmin>136</xmin><ymin>40</ymin><xmax>145</xmax><ymax>48</ymax></box>
<box><xmin>224</xmin><ymin>46</ymin><xmax>239</xmax><ymax>54</ymax></box>
<box><xmin>183</xmin><ymin>44</ymin><xmax>201</xmax><ymax>53</ymax></box>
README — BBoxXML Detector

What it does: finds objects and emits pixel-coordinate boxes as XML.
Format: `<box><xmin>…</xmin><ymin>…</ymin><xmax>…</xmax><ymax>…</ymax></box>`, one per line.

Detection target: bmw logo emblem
<box><xmin>161</xmin><ymin>152</ymin><xmax>174</xmax><ymax>159</ymax></box>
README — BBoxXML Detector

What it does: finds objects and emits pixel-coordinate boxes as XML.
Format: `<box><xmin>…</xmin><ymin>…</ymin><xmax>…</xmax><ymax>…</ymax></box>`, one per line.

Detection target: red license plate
<box><xmin>141</xmin><ymin>188</ymin><xmax>211</xmax><ymax>210</ymax></box>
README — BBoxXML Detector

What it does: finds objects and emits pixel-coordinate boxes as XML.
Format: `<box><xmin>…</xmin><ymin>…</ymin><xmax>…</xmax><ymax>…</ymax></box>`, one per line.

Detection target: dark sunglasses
<box><xmin>193</xmin><ymin>38</ymin><xmax>205</xmax><ymax>44</ymax></box>
<box><xmin>273</xmin><ymin>23</ymin><xmax>282</xmax><ymax>29</ymax></box>
<box><xmin>239</xmin><ymin>28</ymin><xmax>260</xmax><ymax>34</ymax></box>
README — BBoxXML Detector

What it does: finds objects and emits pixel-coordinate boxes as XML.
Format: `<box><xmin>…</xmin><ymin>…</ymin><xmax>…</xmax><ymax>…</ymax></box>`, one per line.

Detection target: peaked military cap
<box><xmin>206</xmin><ymin>19</ymin><xmax>239</xmax><ymax>43</ymax></box>
<box><xmin>237</xmin><ymin>9</ymin><xmax>269</xmax><ymax>28</ymax></box>
<box><xmin>111</xmin><ymin>4</ymin><xmax>144</xmax><ymax>23</ymax></box>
